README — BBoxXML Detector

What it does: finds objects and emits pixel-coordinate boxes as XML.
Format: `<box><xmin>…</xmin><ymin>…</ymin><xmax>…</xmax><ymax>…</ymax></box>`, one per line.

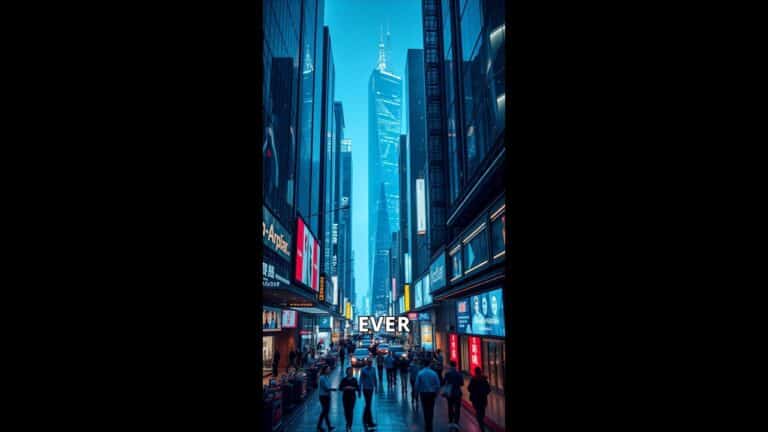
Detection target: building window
<box><xmin>463</xmin><ymin>223</ymin><xmax>488</xmax><ymax>275</ymax></box>
<box><xmin>491</xmin><ymin>209</ymin><xmax>505</xmax><ymax>259</ymax></box>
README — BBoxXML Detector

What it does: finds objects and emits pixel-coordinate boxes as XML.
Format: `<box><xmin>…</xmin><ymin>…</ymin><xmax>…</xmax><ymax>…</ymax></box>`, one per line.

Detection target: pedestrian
<box><xmin>408</xmin><ymin>359</ymin><xmax>421</xmax><ymax>407</ymax></box>
<box><xmin>399</xmin><ymin>354</ymin><xmax>410</xmax><ymax>397</ymax></box>
<box><xmin>272</xmin><ymin>349</ymin><xmax>280</xmax><ymax>376</ymax></box>
<box><xmin>415</xmin><ymin>360</ymin><xmax>441</xmax><ymax>432</ymax></box>
<box><xmin>468</xmin><ymin>367</ymin><xmax>491</xmax><ymax>432</ymax></box>
<box><xmin>339</xmin><ymin>367</ymin><xmax>361</xmax><ymax>432</ymax></box>
<box><xmin>339</xmin><ymin>344</ymin><xmax>346</xmax><ymax>366</ymax></box>
<box><xmin>289</xmin><ymin>348</ymin><xmax>297</xmax><ymax>368</ymax></box>
<box><xmin>443</xmin><ymin>360</ymin><xmax>464</xmax><ymax>427</ymax></box>
<box><xmin>384</xmin><ymin>351</ymin><xmax>396</xmax><ymax>390</ymax></box>
<box><xmin>433</xmin><ymin>350</ymin><xmax>444</xmax><ymax>382</ymax></box>
<box><xmin>317</xmin><ymin>365</ymin><xmax>337</xmax><ymax>432</ymax></box>
<box><xmin>359</xmin><ymin>358</ymin><xmax>378</xmax><ymax>428</ymax></box>
<box><xmin>375</xmin><ymin>353</ymin><xmax>384</xmax><ymax>386</ymax></box>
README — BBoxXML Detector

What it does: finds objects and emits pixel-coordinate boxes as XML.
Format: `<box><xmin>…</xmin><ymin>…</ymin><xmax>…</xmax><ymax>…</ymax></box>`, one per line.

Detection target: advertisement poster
<box><xmin>318</xmin><ymin>316</ymin><xmax>331</xmax><ymax>329</ymax></box>
<box><xmin>294</xmin><ymin>217</ymin><xmax>320</xmax><ymax>291</ymax></box>
<box><xmin>263</xmin><ymin>306</ymin><xmax>282</xmax><ymax>331</ymax></box>
<box><xmin>420</xmin><ymin>323</ymin><xmax>433</xmax><ymax>351</ymax></box>
<box><xmin>463</xmin><ymin>288</ymin><xmax>505</xmax><ymax>337</ymax></box>
<box><xmin>281</xmin><ymin>310</ymin><xmax>297</xmax><ymax>328</ymax></box>
<box><xmin>456</xmin><ymin>298</ymin><xmax>471</xmax><ymax>333</ymax></box>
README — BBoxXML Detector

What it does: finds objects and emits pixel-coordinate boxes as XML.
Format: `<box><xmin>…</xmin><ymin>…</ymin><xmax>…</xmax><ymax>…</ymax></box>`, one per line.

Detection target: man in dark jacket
<box><xmin>468</xmin><ymin>367</ymin><xmax>491</xmax><ymax>432</ymax></box>
<box><xmin>443</xmin><ymin>360</ymin><xmax>464</xmax><ymax>426</ymax></box>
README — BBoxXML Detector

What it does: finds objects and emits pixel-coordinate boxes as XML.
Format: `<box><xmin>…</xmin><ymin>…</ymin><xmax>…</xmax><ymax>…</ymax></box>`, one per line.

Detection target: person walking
<box><xmin>415</xmin><ymin>360</ymin><xmax>441</xmax><ymax>432</ymax></box>
<box><xmin>408</xmin><ymin>359</ymin><xmax>421</xmax><ymax>407</ymax></box>
<box><xmin>375</xmin><ymin>353</ymin><xmax>384</xmax><ymax>387</ymax></box>
<box><xmin>317</xmin><ymin>365</ymin><xmax>337</xmax><ymax>432</ymax></box>
<box><xmin>468</xmin><ymin>367</ymin><xmax>491</xmax><ymax>432</ymax></box>
<box><xmin>443</xmin><ymin>360</ymin><xmax>464</xmax><ymax>427</ymax></box>
<box><xmin>339</xmin><ymin>367</ymin><xmax>360</xmax><ymax>432</ymax></box>
<box><xmin>384</xmin><ymin>351</ymin><xmax>396</xmax><ymax>391</ymax></box>
<box><xmin>433</xmin><ymin>350</ymin><xmax>444</xmax><ymax>383</ymax></box>
<box><xmin>289</xmin><ymin>348</ymin><xmax>297</xmax><ymax>369</ymax></box>
<box><xmin>339</xmin><ymin>343</ymin><xmax>346</xmax><ymax>367</ymax></box>
<box><xmin>399</xmin><ymin>354</ymin><xmax>410</xmax><ymax>398</ymax></box>
<box><xmin>359</xmin><ymin>358</ymin><xmax>378</xmax><ymax>428</ymax></box>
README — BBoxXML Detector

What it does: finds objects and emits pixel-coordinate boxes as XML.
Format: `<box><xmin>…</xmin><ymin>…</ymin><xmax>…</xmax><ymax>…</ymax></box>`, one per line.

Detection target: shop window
<box><xmin>482</xmin><ymin>339</ymin><xmax>505</xmax><ymax>391</ymax></box>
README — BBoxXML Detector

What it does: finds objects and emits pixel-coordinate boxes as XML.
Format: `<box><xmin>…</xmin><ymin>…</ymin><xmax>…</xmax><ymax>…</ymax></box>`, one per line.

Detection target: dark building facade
<box><xmin>262</xmin><ymin>0</ymin><xmax>353</xmax><ymax>378</ymax></box>
<box><xmin>419</xmin><ymin>0</ymin><xmax>507</xmax><ymax>428</ymax></box>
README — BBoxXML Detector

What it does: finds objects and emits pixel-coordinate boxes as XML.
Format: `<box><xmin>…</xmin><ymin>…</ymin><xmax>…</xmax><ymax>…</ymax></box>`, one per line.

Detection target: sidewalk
<box><xmin>279</xmin><ymin>360</ymin><xmax>504</xmax><ymax>432</ymax></box>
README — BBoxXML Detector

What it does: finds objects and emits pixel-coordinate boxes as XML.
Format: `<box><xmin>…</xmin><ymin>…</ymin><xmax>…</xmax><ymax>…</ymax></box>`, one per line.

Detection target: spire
<box><xmin>377</xmin><ymin>24</ymin><xmax>387</xmax><ymax>71</ymax></box>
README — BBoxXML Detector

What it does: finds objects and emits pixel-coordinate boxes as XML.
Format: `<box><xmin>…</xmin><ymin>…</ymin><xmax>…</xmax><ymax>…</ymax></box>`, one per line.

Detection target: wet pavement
<box><xmin>282</xmin><ymin>359</ymin><xmax>496</xmax><ymax>432</ymax></box>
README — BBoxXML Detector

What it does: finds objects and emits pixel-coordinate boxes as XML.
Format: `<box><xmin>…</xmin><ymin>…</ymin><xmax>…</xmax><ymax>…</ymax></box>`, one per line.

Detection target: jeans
<box><xmin>317</xmin><ymin>395</ymin><xmax>331</xmax><ymax>429</ymax></box>
<box><xmin>447</xmin><ymin>396</ymin><xmax>461</xmax><ymax>424</ymax></box>
<box><xmin>420</xmin><ymin>392</ymin><xmax>437</xmax><ymax>432</ymax></box>
<box><xmin>363</xmin><ymin>389</ymin><xmax>374</xmax><ymax>425</ymax></box>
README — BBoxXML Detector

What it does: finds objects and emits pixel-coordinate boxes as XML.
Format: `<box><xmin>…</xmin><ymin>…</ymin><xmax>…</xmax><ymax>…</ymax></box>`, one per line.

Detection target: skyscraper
<box><xmin>368</xmin><ymin>27</ymin><xmax>402</xmax><ymax>316</ymax></box>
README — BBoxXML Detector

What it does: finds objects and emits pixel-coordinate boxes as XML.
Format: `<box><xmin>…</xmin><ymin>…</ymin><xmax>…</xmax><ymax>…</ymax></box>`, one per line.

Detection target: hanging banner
<box><xmin>469</xmin><ymin>336</ymin><xmax>482</xmax><ymax>376</ymax></box>
<box><xmin>449</xmin><ymin>333</ymin><xmax>459</xmax><ymax>364</ymax></box>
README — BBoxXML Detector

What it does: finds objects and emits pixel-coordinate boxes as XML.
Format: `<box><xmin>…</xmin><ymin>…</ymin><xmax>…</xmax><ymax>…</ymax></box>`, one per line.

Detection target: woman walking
<box><xmin>468</xmin><ymin>367</ymin><xmax>491</xmax><ymax>432</ymax></box>
<box><xmin>317</xmin><ymin>365</ymin><xmax>337</xmax><ymax>432</ymax></box>
<box><xmin>339</xmin><ymin>367</ymin><xmax>360</xmax><ymax>432</ymax></box>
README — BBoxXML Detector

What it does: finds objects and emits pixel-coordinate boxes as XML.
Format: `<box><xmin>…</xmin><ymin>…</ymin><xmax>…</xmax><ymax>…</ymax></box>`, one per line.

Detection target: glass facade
<box><xmin>442</xmin><ymin>0</ymin><xmax>506</xmax><ymax>203</ymax></box>
<box><xmin>262</xmin><ymin>0</ymin><xmax>302</xmax><ymax>222</ymax></box>
<box><xmin>322</xmin><ymin>27</ymin><xmax>336</xmax><ymax>278</ymax></box>
<box><xmin>369</xmin><ymin>64</ymin><xmax>402</xmax><ymax>316</ymax></box>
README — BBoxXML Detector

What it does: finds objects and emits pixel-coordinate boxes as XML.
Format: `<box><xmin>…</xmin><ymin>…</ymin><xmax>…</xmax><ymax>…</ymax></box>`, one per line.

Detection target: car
<box><xmin>350</xmin><ymin>348</ymin><xmax>372</xmax><ymax>367</ymax></box>
<box><xmin>377</xmin><ymin>343</ymin><xmax>390</xmax><ymax>355</ymax></box>
<box><xmin>388</xmin><ymin>345</ymin><xmax>408</xmax><ymax>366</ymax></box>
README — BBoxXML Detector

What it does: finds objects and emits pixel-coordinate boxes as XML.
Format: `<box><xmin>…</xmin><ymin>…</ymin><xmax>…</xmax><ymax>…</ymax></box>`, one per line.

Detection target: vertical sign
<box><xmin>331</xmin><ymin>275</ymin><xmax>339</xmax><ymax>305</ymax></box>
<box><xmin>469</xmin><ymin>336</ymin><xmax>482</xmax><ymax>376</ymax></box>
<box><xmin>416</xmin><ymin>178</ymin><xmax>426</xmax><ymax>234</ymax></box>
<box><xmin>319</xmin><ymin>275</ymin><xmax>325</xmax><ymax>302</ymax></box>
<box><xmin>392</xmin><ymin>277</ymin><xmax>396</xmax><ymax>301</ymax></box>
<box><xmin>449</xmin><ymin>333</ymin><xmax>458</xmax><ymax>364</ymax></box>
<box><xmin>345</xmin><ymin>301</ymin><xmax>351</xmax><ymax>319</ymax></box>
<box><xmin>404</xmin><ymin>284</ymin><xmax>410</xmax><ymax>312</ymax></box>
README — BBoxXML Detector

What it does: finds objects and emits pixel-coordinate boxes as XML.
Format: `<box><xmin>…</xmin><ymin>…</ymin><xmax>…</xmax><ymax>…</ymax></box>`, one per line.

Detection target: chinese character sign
<box><xmin>469</xmin><ymin>336</ymin><xmax>482</xmax><ymax>376</ymax></box>
<box><xmin>449</xmin><ymin>333</ymin><xmax>458</xmax><ymax>364</ymax></box>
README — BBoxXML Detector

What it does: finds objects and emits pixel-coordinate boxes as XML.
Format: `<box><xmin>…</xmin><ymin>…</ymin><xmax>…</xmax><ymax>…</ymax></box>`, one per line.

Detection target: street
<box><xmin>282</xmin><ymin>360</ymin><xmax>491</xmax><ymax>432</ymax></box>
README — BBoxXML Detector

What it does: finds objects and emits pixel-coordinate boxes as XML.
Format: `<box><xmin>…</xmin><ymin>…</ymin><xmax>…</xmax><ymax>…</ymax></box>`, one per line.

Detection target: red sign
<box><xmin>469</xmin><ymin>336</ymin><xmax>482</xmax><ymax>376</ymax></box>
<box><xmin>449</xmin><ymin>333</ymin><xmax>459</xmax><ymax>364</ymax></box>
<box><xmin>408</xmin><ymin>312</ymin><xmax>417</xmax><ymax>320</ymax></box>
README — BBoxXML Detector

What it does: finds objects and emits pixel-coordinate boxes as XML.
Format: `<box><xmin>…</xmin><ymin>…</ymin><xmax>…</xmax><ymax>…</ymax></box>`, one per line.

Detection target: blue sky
<box><xmin>324</xmin><ymin>0</ymin><xmax>423</xmax><ymax>313</ymax></box>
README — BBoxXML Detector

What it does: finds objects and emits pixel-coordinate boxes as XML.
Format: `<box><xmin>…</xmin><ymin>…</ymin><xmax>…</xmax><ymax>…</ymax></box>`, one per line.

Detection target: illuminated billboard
<box><xmin>294</xmin><ymin>216</ymin><xmax>320</xmax><ymax>291</ymax></box>
<box><xmin>460</xmin><ymin>288</ymin><xmax>506</xmax><ymax>337</ymax></box>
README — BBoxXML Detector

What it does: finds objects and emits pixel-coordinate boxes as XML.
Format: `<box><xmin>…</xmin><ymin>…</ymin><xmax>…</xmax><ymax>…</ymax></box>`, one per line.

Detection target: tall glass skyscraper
<box><xmin>368</xmin><ymin>29</ymin><xmax>402</xmax><ymax>316</ymax></box>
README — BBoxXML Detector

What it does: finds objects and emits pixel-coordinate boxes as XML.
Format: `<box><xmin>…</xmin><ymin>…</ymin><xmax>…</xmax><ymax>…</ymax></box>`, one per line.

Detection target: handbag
<box><xmin>440</xmin><ymin>384</ymin><xmax>453</xmax><ymax>398</ymax></box>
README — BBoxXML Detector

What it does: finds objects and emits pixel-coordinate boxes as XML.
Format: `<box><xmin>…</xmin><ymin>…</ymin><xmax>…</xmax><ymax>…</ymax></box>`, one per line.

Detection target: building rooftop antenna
<box><xmin>377</xmin><ymin>24</ymin><xmax>387</xmax><ymax>71</ymax></box>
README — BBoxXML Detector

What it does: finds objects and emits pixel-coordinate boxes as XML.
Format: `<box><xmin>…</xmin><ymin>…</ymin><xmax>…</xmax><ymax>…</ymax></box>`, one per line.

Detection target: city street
<box><xmin>282</xmin><ymin>360</ymin><xmax>494</xmax><ymax>432</ymax></box>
